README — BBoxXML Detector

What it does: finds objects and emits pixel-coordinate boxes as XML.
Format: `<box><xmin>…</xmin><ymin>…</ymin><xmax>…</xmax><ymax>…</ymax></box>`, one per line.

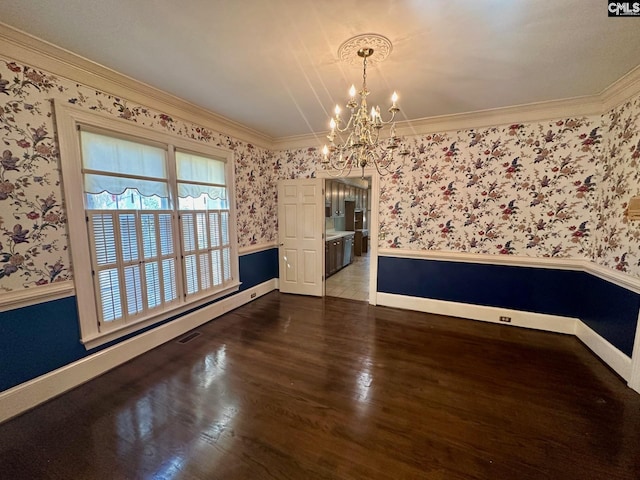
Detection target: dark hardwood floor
<box><xmin>1</xmin><ymin>292</ymin><xmax>639</xmax><ymax>479</ymax></box>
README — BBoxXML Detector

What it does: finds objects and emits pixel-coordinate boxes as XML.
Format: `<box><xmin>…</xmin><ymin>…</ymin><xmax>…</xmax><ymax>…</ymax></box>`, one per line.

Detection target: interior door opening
<box><xmin>324</xmin><ymin>176</ymin><xmax>371</xmax><ymax>302</ymax></box>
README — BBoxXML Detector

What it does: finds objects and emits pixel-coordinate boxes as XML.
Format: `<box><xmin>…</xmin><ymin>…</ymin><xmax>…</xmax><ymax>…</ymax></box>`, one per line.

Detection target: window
<box><xmin>175</xmin><ymin>151</ymin><xmax>233</xmax><ymax>296</ymax></box>
<box><xmin>55</xmin><ymin>102</ymin><xmax>239</xmax><ymax>347</ymax></box>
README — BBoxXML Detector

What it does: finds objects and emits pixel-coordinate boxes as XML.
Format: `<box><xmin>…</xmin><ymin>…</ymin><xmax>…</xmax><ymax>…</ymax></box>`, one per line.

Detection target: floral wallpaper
<box><xmin>377</xmin><ymin>118</ymin><xmax>601</xmax><ymax>258</ymax></box>
<box><xmin>594</xmin><ymin>93</ymin><xmax>640</xmax><ymax>273</ymax></box>
<box><xmin>0</xmin><ymin>56</ymin><xmax>276</xmax><ymax>292</ymax></box>
<box><xmin>274</xmin><ymin>92</ymin><xmax>640</xmax><ymax>279</ymax></box>
<box><xmin>1</xmin><ymin>51</ymin><xmax>639</xmax><ymax>293</ymax></box>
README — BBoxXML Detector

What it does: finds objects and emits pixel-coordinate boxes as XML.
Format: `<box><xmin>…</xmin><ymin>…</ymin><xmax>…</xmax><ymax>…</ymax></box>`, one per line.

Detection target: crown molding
<box><xmin>395</xmin><ymin>94</ymin><xmax>603</xmax><ymax>136</ymax></box>
<box><xmin>0</xmin><ymin>22</ymin><xmax>273</xmax><ymax>150</ymax></box>
<box><xmin>274</xmin><ymin>67</ymin><xmax>640</xmax><ymax>151</ymax></box>
<box><xmin>601</xmin><ymin>64</ymin><xmax>640</xmax><ymax>112</ymax></box>
<box><xmin>273</xmin><ymin>94</ymin><xmax>603</xmax><ymax>150</ymax></box>
<box><xmin>2</xmin><ymin>22</ymin><xmax>639</xmax><ymax>154</ymax></box>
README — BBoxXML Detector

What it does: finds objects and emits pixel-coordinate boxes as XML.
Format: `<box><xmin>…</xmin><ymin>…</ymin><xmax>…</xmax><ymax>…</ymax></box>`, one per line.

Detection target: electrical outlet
<box><xmin>250</xmin><ymin>292</ymin><xmax>257</xmax><ymax>299</ymax></box>
<box><xmin>499</xmin><ymin>316</ymin><xmax>512</xmax><ymax>323</ymax></box>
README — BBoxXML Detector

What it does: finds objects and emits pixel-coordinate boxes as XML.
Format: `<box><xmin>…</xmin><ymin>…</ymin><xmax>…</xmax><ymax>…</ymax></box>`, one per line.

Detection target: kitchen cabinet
<box><xmin>325</xmin><ymin>233</ymin><xmax>355</xmax><ymax>278</ymax></box>
<box><xmin>345</xmin><ymin>201</ymin><xmax>364</xmax><ymax>232</ymax></box>
<box><xmin>355</xmin><ymin>230</ymin><xmax>368</xmax><ymax>256</ymax></box>
<box><xmin>354</xmin><ymin>210</ymin><xmax>363</xmax><ymax>230</ymax></box>
<box><xmin>325</xmin><ymin>181</ymin><xmax>369</xmax><ymax>221</ymax></box>
<box><xmin>326</xmin><ymin>237</ymin><xmax>343</xmax><ymax>276</ymax></box>
<box><xmin>345</xmin><ymin>201</ymin><xmax>355</xmax><ymax>230</ymax></box>
<box><xmin>338</xmin><ymin>182</ymin><xmax>345</xmax><ymax>216</ymax></box>
<box><xmin>325</xmin><ymin>180</ymin><xmax>331</xmax><ymax>217</ymax></box>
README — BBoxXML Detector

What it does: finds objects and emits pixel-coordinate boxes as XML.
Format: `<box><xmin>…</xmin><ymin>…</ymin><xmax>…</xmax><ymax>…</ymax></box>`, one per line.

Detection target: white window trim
<box><xmin>54</xmin><ymin>100</ymin><xmax>240</xmax><ymax>349</ymax></box>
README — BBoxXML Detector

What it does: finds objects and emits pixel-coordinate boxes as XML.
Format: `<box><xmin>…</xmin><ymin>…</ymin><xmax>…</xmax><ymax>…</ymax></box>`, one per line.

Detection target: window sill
<box><xmin>81</xmin><ymin>282</ymin><xmax>240</xmax><ymax>350</ymax></box>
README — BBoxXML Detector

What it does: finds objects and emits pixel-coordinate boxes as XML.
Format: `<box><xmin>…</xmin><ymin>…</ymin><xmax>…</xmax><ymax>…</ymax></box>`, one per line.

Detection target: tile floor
<box><xmin>325</xmin><ymin>251</ymin><xmax>370</xmax><ymax>301</ymax></box>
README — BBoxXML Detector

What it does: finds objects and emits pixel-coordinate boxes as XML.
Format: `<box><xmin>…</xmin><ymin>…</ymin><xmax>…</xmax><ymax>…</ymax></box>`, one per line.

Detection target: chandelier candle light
<box><xmin>322</xmin><ymin>36</ymin><xmax>408</xmax><ymax>178</ymax></box>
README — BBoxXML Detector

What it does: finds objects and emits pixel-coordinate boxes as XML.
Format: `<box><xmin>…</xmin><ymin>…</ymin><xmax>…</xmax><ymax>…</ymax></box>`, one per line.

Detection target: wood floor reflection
<box><xmin>1</xmin><ymin>292</ymin><xmax>639</xmax><ymax>479</ymax></box>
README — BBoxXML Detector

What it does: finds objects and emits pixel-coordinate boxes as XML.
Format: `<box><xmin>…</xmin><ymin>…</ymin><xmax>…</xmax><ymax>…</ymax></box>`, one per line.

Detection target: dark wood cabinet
<box><xmin>325</xmin><ymin>241</ymin><xmax>330</xmax><ymax>277</ymax></box>
<box><xmin>354</xmin><ymin>210</ymin><xmax>363</xmax><ymax>230</ymax></box>
<box><xmin>325</xmin><ymin>181</ymin><xmax>369</xmax><ymax>222</ymax></box>
<box><xmin>334</xmin><ymin>238</ymin><xmax>343</xmax><ymax>272</ymax></box>
<box><xmin>326</xmin><ymin>238</ymin><xmax>343</xmax><ymax>276</ymax></box>
<box><xmin>354</xmin><ymin>230</ymin><xmax>368</xmax><ymax>256</ymax></box>
<box><xmin>345</xmin><ymin>201</ymin><xmax>355</xmax><ymax>230</ymax></box>
<box><xmin>325</xmin><ymin>234</ymin><xmax>354</xmax><ymax>278</ymax></box>
<box><xmin>324</xmin><ymin>180</ymin><xmax>331</xmax><ymax>217</ymax></box>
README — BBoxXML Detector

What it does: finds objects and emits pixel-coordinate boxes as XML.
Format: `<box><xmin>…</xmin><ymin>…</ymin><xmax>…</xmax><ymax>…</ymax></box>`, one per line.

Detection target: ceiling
<box><xmin>2</xmin><ymin>0</ymin><xmax>640</xmax><ymax>139</ymax></box>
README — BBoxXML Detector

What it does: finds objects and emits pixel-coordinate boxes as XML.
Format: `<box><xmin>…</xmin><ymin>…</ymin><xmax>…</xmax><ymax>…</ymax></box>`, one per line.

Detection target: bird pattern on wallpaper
<box><xmin>0</xmin><ymin>58</ymin><xmax>276</xmax><ymax>291</ymax></box>
<box><xmin>378</xmin><ymin>107</ymin><xmax>640</xmax><ymax>277</ymax></box>
<box><xmin>275</xmin><ymin>99</ymin><xmax>640</xmax><ymax>277</ymax></box>
<box><xmin>374</xmin><ymin>118</ymin><xmax>603</xmax><ymax>259</ymax></box>
<box><xmin>0</xmin><ymin>55</ymin><xmax>639</xmax><ymax>292</ymax></box>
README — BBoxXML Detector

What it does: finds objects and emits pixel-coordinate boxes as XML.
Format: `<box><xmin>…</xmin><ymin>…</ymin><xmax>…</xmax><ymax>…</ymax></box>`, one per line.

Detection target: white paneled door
<box><xmin>277</xmin><ymin>179</ymin><xmax>324</xmax><ymax>296</ymax></box>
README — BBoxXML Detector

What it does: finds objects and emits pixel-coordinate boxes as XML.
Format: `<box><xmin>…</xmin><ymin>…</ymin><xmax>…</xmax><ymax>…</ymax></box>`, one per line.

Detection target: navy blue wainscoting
<box><xmin>377</xmin><ymin>256</ymin><xmax>639</xmax><ymax>357</ymax></box>
<box><xmin>0</xmin><ymin>248</ymin><xmax>280</xmax><ymax>393</ymax></box>
<box><xmin>0</xmin><ymin>296</ymin><xmax>85</xmax><ymax>392</ymax></box>
<box><xmin>239</xmin><ymin>248</ymin><xmax>278</xmax><ymax>291</ymax></box>
<box><xmin>579</xmin><ymin>274</ymin><xmax>640</xmax><ymax>357</ymax></box>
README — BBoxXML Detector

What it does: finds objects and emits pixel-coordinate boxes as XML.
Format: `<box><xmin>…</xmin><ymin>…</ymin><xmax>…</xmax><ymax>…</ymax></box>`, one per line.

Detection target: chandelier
<box><xmin>322</xmin><ymin>35</ymin><xmax>408</xmax><ymax>178</ymax></box>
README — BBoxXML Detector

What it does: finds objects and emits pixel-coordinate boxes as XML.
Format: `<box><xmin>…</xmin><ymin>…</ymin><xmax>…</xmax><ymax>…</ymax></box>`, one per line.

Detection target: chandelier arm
<box><xmin>373</xmin><ymin>156</ymin><xmax>393</xmax><ymax>176</ymax></box>
<box><xmin>326</xmin><ymin>153</ymin><xmax>350</xmax><ymax>176</ymax></box>
<box><xmin>377</xmin><ymin>109</ymin><xmax>397</xmax><ymax>126</ymax></box>
<box><xmin>367</xmin><ymin>127</ymin><xmax>380</xmax><ymax>146</ymax></box>
<box><xmin>336</xmin><ymin>115</ymin><xmax>356</xmax><ymax>133</ymax></box>
<box><xmin>322</xmin><ymin>40</ymin><xmax>402</xmax><ymax>178</ymax></box>
<box><xmin>377</xmin><ymin>152</ymin><xmax>395</xmax><ymax>170</ymax></box>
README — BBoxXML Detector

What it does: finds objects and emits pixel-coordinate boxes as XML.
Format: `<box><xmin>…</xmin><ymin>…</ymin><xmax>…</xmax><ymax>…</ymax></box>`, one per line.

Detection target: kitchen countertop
<box><xmin>326</xmin><ymin>230</ymin><xmax>355</xmax><ymax>242</ymax></box>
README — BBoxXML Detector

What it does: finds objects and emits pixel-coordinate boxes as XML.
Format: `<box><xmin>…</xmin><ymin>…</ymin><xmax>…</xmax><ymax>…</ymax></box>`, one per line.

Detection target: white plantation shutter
<box><xmin>221</xmin><ymin>211</ymin><xmax>232</xmax><ymax>282</ymax></box>
<box><xmin>141</xmin><ymin>212</ymin><xmax>178</xmax><ymax>308</ymax></box>
<box><xmin>180</xmin><ymin>210</ymin><xmax>233</xmax><ymax>297</ymax></box>
<box><xmin>90</xmin><ymin>214</ymin><xmax>123</xmax><ymax>323</ymax></box>
<box><xmin>57</xmin><ymin>110</ymin><xmax>240</xmax><ymax>346</ymax></box>
<box><xmin>87</xmin><ymin>210</ymin><xmax>178</xmax><ymax>328</ymax></box>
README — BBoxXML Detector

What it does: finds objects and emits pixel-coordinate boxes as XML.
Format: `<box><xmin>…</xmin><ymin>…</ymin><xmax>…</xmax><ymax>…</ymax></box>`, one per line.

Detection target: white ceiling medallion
<box><xmin>338</xmin><ymin>34</ymin><xmax>393</xmax><ymax>66</ymax></box>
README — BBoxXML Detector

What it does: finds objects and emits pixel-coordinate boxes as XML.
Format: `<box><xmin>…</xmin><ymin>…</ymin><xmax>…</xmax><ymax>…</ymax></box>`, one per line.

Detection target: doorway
<box><xmin>324</xmin><ymin>176</ymin><xmax>372</xmax><ymax>302</ymax></box>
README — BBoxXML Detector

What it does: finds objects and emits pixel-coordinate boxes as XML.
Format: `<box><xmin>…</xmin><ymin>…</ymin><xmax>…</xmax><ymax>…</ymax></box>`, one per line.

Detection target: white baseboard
<box><xmin>377</xmin><ymin>291</ymin><xmax>634</xmax><ymax>385</ymax></box>
<box><xmin>0</xmin><ymin>279</ymin><xmax>277</xmax><ymax>424</ymax></box>
<box><xmin>575</xmin><ymin>321</ymin><xmax>632</xmax><ymax>381</ymax></box>
<box><xmin>376</xmin><ymin>292</ymin><xmax>578</xmax><ymax>334</ymax></box>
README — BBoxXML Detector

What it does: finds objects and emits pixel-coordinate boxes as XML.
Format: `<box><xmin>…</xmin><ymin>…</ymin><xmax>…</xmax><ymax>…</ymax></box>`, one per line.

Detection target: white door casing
<box><xmin>277</xmin><ymin>179</ymin><xmax>324</xmax><ymax>296</ymax></box>
<box><xmin>317</xmin><ymin>169</ymin><xmax>380</xmax><ymax>305</ymax></box>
